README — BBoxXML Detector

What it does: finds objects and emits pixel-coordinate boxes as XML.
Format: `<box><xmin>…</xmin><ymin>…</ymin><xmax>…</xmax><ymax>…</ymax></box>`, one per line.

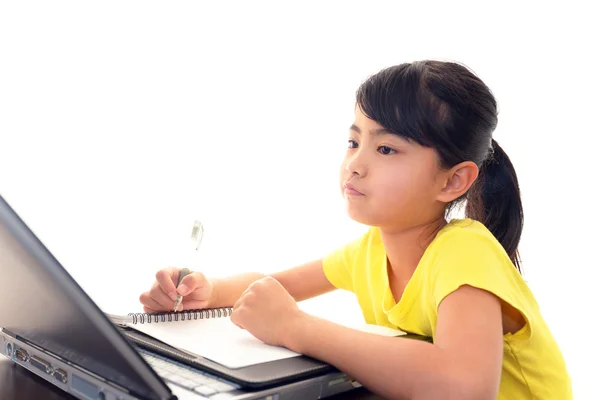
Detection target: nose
<box><xmin>344</xmin><ymin>150</ymin><xmax>367</xmax><ymax>177</ymax></box>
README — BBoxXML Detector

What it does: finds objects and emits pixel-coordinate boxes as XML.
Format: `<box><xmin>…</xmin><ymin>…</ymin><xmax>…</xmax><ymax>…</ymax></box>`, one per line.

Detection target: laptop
<box><xmin>0</xmin><ymin>194</ymin><xmax>365</xmax><ymax>400</ymax></box>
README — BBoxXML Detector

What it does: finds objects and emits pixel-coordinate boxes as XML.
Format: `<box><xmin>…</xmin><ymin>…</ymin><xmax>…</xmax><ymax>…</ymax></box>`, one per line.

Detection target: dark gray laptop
<box><xmin>0</xmin><ymin>195</ymin><xmax>367</xmax><ymax>400</ymax></box>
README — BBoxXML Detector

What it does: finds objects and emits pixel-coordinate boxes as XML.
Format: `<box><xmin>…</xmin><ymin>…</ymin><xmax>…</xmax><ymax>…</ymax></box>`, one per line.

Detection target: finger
<box><xmin>230</xmin><ymin>309</ymin><xmax>244</xmax><ymax>329</ymax></box>
<box><xmin>139</xmin><ymin>291</ymin><xmax>155</xmax><ymax>308</ymax></box>
<box><xmin>242</xmin><ymin>283</ymin><xmax>254</xmax><ymax>295</ymax></box>
<box><xmin>181</xmin><ymin>300</ymin><xmax>210</xmax><ymax>310</ymax></box>
<box><xmin>267</xmin><ymin>276</ymin><xmax>285</xmax><ymax>290</ymax></box>
<box><xmin>139</xmin><ymin>292</ymin><xmax>167</xmax><ymax>312</ymax></box>
<box><xmin>233</xmin><ymin>283</ymin><xmax>254</xmax><ymax>310</ymax></box>
<box><xmin>233</xmin><ymin>289</ymin><xmax>250</xmax><ymax>310</ymax></box>
<box><xmin>155</xmin><ymin>267</ymin><xmax>179</xmax><ymax>301</ymax></box>
<box><xmin>143</xmin><ymin>306</ymin><xmax>160</xmax><ymax>313</ymax></box>
<box><xmin>233</xmin><ymin>298</ymin><xmax>242</xmax><ymax>310</ymax></box>
<box><xmin>177</xmin><ymin>271</ymin><xmax>209</xmax><ymax>296</ymax></box>
<box><xmin>139</xmin><ymin>292</ymin><xmax>148</xmax><ymax>306</ymax></box>
<box><xmin>187</xmin><ymin>285</ymin><xmax>212</xmax><ymax>302</ymax></box>
<box><xmin>149</xmin><ymin>282</ymin><xmax>177</xmax><ymax>310</ymax></box>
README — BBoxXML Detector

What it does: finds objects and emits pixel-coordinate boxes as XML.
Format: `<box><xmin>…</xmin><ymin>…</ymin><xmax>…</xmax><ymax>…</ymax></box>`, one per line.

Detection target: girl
<box><xmin>140</xmin><ymin>60</ymin><xmax>572</xmax><ymax>399</ymax></box>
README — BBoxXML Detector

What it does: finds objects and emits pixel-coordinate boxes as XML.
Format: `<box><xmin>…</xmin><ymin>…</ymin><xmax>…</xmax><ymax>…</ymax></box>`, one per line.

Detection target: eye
<box><xmin>378</xmin><ymin>145</ymin><xmax>396</xmax><ymax>155</ymax></box>
<box><xmin>348</xmin><ymin>139</ymin><xmax>358</xmax><ymax>149</ymax></box>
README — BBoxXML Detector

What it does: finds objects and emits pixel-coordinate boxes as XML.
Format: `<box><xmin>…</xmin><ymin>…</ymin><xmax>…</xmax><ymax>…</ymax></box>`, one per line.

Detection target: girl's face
<box><xmin>339</xmin><ymin>106</ymin><xmax>447</xmax><ymax>230</ymax></box>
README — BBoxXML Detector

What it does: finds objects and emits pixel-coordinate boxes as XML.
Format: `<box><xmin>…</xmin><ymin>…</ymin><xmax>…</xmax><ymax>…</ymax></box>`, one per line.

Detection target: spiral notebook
<box><xmin>107</xmin><ymin>307</ymin><xmax>302</xmax><ymax>370</ymax></box>
<box><xmin>107</xmin><ymin>307</ymin><xmax>405</xmax><ymax>370</ymax></box>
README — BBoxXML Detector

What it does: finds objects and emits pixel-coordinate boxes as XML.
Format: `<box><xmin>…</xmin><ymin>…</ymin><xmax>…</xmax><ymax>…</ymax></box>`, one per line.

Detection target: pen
<box><xmin>173</xmin><ymin>267</ymin><xmax>191</xmax><ymax>312</ymax></box>
<box><xmin>173</xmin><ymin>220</ymin><xmax>204</xmax><ymax>312</ymax></box>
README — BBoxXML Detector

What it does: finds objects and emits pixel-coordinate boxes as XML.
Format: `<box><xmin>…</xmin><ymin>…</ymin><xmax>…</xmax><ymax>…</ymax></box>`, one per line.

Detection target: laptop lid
<box><xmin>0</xmin><ymin>195</ymin><xmax>173</xmax><ymax>400</ymax></box>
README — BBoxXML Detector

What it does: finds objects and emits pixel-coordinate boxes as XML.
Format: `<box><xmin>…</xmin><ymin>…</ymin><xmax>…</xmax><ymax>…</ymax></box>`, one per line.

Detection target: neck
<box><xmin>379</xmin><ymin>216</ymin><xmax>447</xmax><ymax>282</ymax></box>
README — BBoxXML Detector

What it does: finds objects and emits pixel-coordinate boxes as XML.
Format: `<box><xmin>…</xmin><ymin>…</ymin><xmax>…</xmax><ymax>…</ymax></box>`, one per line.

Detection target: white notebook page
<box><xmin>128</xmin><ymin>316</ymin><xmax>301</xmax><ymax>369</ymax></box>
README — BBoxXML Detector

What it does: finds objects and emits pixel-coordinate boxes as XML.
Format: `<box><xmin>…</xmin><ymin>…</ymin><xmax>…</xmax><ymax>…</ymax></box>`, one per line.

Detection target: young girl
<box><xmin>140</xmin><ymin>60</ymin><xmax>572</xmax><ymax>399</ymax></box>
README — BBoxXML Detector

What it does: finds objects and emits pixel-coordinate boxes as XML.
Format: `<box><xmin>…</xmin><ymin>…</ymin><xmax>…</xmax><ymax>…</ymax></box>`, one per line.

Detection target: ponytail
<box><xmin>465</xmin><ymin>139</ymin><xmax>524</xmax><ymax>272</ymax></box>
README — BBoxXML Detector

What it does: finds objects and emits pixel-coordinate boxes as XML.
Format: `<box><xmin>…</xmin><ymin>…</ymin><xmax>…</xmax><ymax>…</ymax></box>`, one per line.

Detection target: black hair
<box><xmin>356</xmin><ymin>60</ymin><xmax>524</xmax><ymax>272</ymax></box>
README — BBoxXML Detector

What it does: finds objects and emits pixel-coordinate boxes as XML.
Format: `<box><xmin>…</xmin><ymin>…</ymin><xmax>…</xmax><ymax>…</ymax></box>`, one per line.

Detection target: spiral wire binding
<box><xmin>128</xmin><ymin>307</ymin><xmax>233</xmax><ymax>324</ymax></box>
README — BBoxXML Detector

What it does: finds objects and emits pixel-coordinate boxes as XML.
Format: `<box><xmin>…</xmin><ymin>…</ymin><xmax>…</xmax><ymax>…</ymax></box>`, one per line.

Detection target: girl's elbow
<box><xmin>412</xmin><ymin>371</ymin><xmax>499</xmax><ymax>400</ymax></box>
<box><xmin>445</xmin><ymin>373</ymin><xmax>499</xmax><ymax>400</ymax></box>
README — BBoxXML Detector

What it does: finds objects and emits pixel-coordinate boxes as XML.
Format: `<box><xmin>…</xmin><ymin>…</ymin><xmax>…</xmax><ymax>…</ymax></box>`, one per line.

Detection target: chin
<box><xmin>345</xmin><ymin>204</ymin><xmax>377</xmax><ymax>226</ymax></box>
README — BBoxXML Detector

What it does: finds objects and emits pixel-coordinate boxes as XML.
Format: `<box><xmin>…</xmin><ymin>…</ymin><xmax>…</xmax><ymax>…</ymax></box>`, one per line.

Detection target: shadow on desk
<box><xmin>0</xmin><ymin>359</ymin><xmax>383</xmax><ymax>400</ymax></box>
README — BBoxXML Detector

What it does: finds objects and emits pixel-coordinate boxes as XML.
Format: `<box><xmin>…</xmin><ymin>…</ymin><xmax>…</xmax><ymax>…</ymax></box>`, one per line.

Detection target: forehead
<box><xmin>354</xmin><ymin>105</ymin><xmax>384</xmax><ymax>128</ymax></box>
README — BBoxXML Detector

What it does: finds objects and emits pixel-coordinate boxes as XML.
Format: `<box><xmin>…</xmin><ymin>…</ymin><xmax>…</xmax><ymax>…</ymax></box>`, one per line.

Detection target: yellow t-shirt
<box><xmin>323</xmin><ymin>218</ymin><xmax>571</xmax><ymax>400</ymax></box>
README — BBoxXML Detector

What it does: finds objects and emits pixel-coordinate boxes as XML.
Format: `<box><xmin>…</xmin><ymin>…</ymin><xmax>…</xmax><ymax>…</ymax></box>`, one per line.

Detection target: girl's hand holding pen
<box><xmin>139</xmin><ymin>220</ymin><xmax>208</xmax><ymax>313</ymax></box>
<box><xmin>139</xmin><ymin>267</ymin><xmax>214</xmax><ymax>313</ymax></box>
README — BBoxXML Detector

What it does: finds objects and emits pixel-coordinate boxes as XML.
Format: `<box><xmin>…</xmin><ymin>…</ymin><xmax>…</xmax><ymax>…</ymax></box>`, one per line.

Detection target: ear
<box><xmin>436</xmin><ymin>161</ymin><xmax>479</xmax><ymax>203</ymax></box>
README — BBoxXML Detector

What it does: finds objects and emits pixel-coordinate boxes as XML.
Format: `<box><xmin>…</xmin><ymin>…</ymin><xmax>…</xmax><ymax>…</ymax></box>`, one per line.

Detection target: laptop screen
<box><xmin>0</xmin><ymin>195</ymin><xmax>172</xmax><ymax>400</ymax></box>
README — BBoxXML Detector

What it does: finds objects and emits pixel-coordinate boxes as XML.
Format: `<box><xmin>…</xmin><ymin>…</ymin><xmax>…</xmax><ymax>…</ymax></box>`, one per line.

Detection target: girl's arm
<box><xmin>141</xmin><ymin>260</ymin><xmax>334</xmax><ymax>311</ymax></box>
<box><xmin>271</xmin><ymin>259</ymin><xmax>337</xmax><ymax>301</ymax></box>
<box><xmin>211</xmin><ymin>259</ymin><xmax>335</xmax><ymax>307</ymax></box>
<box><xmin>286</xmin><ymin>284</ymin><xmax>504</xmax><ymax>400</ymax></box>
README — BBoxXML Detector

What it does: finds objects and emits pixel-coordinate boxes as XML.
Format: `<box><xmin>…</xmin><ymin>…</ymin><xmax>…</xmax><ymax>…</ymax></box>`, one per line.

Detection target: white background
<box><xmin>1</xmin><ymin>1</ymin><xmax>598</xmax><ymax>398</ymax></box>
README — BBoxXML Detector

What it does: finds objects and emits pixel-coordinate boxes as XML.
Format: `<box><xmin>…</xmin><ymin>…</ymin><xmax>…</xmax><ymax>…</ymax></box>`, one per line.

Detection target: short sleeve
<box><xmin>322</xmin><ymin>235</ymin><xmax>365</xmax><ymax>293</ymax></box>
<box><xmin>430</xmin><ymin>229</ymin><xmax>531</xmax><ymax>337</ymax></box>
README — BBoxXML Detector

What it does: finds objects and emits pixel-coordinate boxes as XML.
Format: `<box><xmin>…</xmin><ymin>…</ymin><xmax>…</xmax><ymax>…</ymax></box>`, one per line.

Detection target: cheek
<box><xmin>339</xmin><ymin>161</ymin><xmax>348</xmax><ymax>186</ymax></box>
<box><xmin>375</xmin><ymin>172</ymin><xmax>431</xmax><ymax>205</ymax></box>
<box><xmin>377</xmin><ymin>177</ymin><xmax>408</xmax><ymax>205</ymax></box>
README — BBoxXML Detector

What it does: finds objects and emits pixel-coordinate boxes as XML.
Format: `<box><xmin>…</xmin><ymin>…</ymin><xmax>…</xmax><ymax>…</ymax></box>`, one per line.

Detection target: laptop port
<box><xmin>30</xmin><ymin>355</ymin><xmax>53</xmax><ymax>374</ymax></box>
<box><xmin>4</xmin><ymin>343</ymin><xmax>13</xmax><ymax>358</ymax></box>
<box><xmin>53</xmin><ymin>369</ymin><xmax>68</xmax><ymax>384</ymax></box>
<box><xmin>15</xmin><ymin>347</ymin><xmax>29</xmax><ymax>362</ymax></box>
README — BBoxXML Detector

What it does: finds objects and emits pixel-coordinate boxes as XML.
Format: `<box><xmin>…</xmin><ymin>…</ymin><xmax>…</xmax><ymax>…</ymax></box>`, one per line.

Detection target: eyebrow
<box><xmin>350</xmin><ymin>124</ymin><xmax>395</xmax><ymax>136</ymax></box>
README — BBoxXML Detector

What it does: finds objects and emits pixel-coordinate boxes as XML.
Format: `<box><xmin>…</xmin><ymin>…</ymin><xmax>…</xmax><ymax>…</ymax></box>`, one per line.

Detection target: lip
<box><xmin>343</xmin><ymin>182</ymin><xmax>364</xmax><ymax>196</ymax></box>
